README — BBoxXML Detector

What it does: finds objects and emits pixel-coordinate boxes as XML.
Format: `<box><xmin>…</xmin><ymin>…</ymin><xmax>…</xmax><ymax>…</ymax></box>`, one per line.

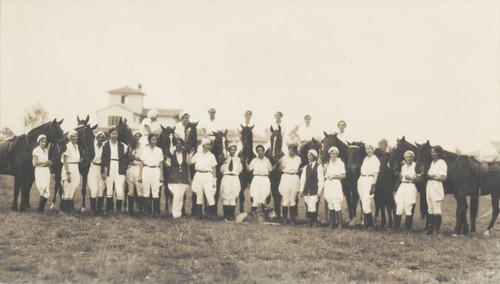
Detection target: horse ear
<box><xmin>123</xmin><ymin>118</ymin><xmax>127</xmax><ymax>124</ymax></box>
<box><xmin>77</xmin><ymin>115</ymin><xmax>81</xmax><ymax>122</ymax></box>
<box><xmin>119</xmin><ymin>117</ymin><xmax>123</xmax><ymax>124</ymax></box>
<box><xmin>312</xmin><ymin>138</ymin><xmax>316</xmax><ymax>143</ymax></box>
<box><xmin>193</xmin><ymin>122</ymin><xmax>198</xmax><ymax>127</ymax></box>
<box><xmin>415</xmin><ymin>142</ymin><xmax>420</xmax><ymax>147</ymax></box>
<box><xmin>426</xmin><ymin>140</ymin><xmax>430</xmax><ymax>146</ymax></box>
<box><xmin>52</xmin><ymin>118</ymin><xmax>57</xmax><ymax>125</ymax></box>
<box><xmin>211</xmin><ymin>131</ymin><xmax>217</xmax><ymax>136</ymax></box>
<box><xmin>91</xmin><ymin>124</ymin><xmax>98</xmax><ymax>130</ymax></box>
<box><xmin>85</xmin><ymin>115</ymin><xmax>89</xmax><ymax>123</ymax></box>
<box><xmin>58</xmin><ymin>118</ymin><xmax>64</xmax><ymax>125</ymax></box>
<box><xmin>224</xmin><ymin>129</ymin><xmax>228</xmax><ymax>135</ymax></box>
<box><xmin>270</xmin><ymin>126</ymin><xmax>275</xmax><ymax>132</ymax></box>
<box><xmin>172</xmin><ymin>126</ymin><xmax>176</xmax><ymax>131</ymax></box>
<box><xmin>324</xmin><ymin>131</ymin><xmax>328</xmax><ymax>137</ymax></box>
<box><xmin>401</xmin><ymin>136</ymin><xmax>406</xmax><ymax>143</ymax></box>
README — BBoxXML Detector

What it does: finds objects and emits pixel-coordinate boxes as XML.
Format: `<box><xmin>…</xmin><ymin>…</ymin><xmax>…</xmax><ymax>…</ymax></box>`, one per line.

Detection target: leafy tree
<box><xmin>0</xmin><ymin>127</ymin><xmax>15</xmax><ymax>139</ymax></box>
<box><xmin>24</xmin><ymin>102</ymin><xmax>49</xmax><ymax>131</ymax></box>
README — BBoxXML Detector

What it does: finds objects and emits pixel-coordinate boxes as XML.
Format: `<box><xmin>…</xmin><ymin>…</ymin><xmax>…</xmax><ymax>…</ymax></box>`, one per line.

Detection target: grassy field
<box><xmin>1</xmin><ymin>175</ymin><xmax>500</xmax><ymax>283</ymax></box>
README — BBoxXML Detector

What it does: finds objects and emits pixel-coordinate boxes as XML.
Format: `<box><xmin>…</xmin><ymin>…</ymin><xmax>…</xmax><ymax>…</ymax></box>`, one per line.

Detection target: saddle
<box><xmin>0</xmin><ymin>135</ymin><xmax>19</xmax><ymax>175</ymax></box>
<box><xmin>470</xmin><ymin>157</ymin><xmax>500</xmax><ymax>196</ymax></box>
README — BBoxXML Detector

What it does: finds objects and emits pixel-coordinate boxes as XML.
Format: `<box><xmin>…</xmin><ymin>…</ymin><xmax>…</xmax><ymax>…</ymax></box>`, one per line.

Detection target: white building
<box><xmin>96</xmin><ymin>84</ymin><xmax>182</xmax><ymax>131</ymax></box>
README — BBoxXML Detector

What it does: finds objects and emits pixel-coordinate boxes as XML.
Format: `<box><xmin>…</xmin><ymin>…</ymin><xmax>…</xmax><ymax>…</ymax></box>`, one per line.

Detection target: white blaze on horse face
<box><xmin>222</xmin><ymin>136</ymin><xmax>227</xmax><ymax>158</ymax></box>
<box><xmin>272</xmin><ymin>135</ymin><xmax>277</xmax><ymax>157</ymax></box>
<box><xmin>169</xmin><ymin>133</ymin><xmax>175</xmax><ymax>154</ymax></box>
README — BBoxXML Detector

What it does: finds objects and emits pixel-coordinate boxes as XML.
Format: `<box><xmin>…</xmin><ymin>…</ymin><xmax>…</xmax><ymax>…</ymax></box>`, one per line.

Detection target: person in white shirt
<box><xmin>300</xmin><ymin>149</ymin><xmax>325</xmax><ymax>227</ymax></box>
<box><xmin>278</xmin><ymin>144</ymin><xmax>302</xmax><ymax>224</ymax></box>
<box><xmin>126</xmin><ymin>131</ymin><xmax>143</xmax><ymax>216</ymax></box>
<box><xmin>324</xmin><ymin>147</ymin><xmax>346</xmax><ymax>229</ymax></box>
<box><xmin>245</xmin><ymin>145</ymin><xmax>275</xmax><ymax>216</ymax></box>
<box><xmin>174</xmin><ymin>111</ymin><xmax>191</xmax><ymax>141</ymax></box>
<box><xmin>425</xmin><ymin>145</ymin><xmax>447</xmax><ymax>235</ymax></box>
<box><xmin>336</xmin><ymin>120</ymin><xmax>349</xmax><ymax>145</ymax></box>
<box><xmin>202</xmin><ymin>108</ymin><xmax>225</xmax><ymax>142</ymax></box>
<box><xmin>139</xmin><ymin>134</ymin><xmax>164</xmax><ymax>217</ymax></box>
<box><xmin>190</xmin><ymin>138</ymin><xmax>218</xmax><ymax>219</ymax></box>
<box><xmin>87</xmin><ymin>131</ymin><xmax>106</xmax><ymax>215</ymax></box>
<box><xmin>32</xmin><ymin>134</ymin><xmax>52</xmax><ymax>212</ymax></box>
<box><xmin>101</xmin><ymin>128</ymin><xmax>129</xmax><ymax>213</ymax></box>
<box><xmin>61</xmin><ymin>130</ymin><xmax>81</xmax><ymax>214</ymax></box>
<box><xmin>394</xmin><ymin>150</ymin><xmax>418</xmax><ymax>231</ymax></box>
<box><xmin>139</xmin><ymin>109</ymin><xmax>161</xmax><ymax>148</ymax></box>
<box><xmin>292</xmin><ymin>115</ymin><xmax>317</xmax><ymax>145</ymax></box>
<box><xmin>220</xmin><ymin>143</ymin><xmax>243</xmax><ymax>221</ymax></box>
<box><xmin>357</xmin><ymin>144</ymin><xmax>380</xmax><ymax>229</ymax></box>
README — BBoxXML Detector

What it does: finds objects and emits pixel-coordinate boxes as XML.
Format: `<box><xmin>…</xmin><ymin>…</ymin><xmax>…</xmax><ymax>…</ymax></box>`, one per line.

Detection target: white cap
<box><xmin>228</xmin><ymin>143</ymin><xmax>238</xmax><ymax>151</ymax></box>
<box><xmin>201</xmin><ymin>138</ymin><xmax>211</xmax><ymax>146</ymax></box>
<box><xmin>308</xmin><ymin>149</ymin><xmax>318</xmax><ymax>158</ymax></box>
<box><xmin>95</xmin><ymin>131</ymin><xmax>105</xmax><ymax>139</ymax></box>
<box><xmin>179</xmin><ymin>111</ymin><xmax>189</xmax><ymax>120</ymax></box>
<box><xmin>147</xmin><ymin>109</ymin><xmax>158</xmax><ymax>118</ymax></box>
<box><xmin>67</xmin><ymin>129</ymin><xmax>78</xmax><ymax>140</ymax></box>
<box><xmin>404</xmin><ymin>150</ymin><xmax>415</xmax><ymax>157</ymax></box>
<box><xmin>328</xmin><ymin>147</ymin><xmax>339</xmax><ymax>154</ymax></box>
<box><xmin>133</xmin><ymin>131</ymin><xmax>141</xmax><ymax>137</ymax></box>
<box><xmin>37</xmin><ymin>134</ymin><xmax>47</xmax><ymax>144</ymax></box>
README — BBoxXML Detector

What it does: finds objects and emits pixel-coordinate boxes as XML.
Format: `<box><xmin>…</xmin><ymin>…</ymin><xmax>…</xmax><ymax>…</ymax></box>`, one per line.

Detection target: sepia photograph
<box><xmin>0</xmin><ymin>0</ymin><xmax>500</xmax><ymax>283</ymax></box>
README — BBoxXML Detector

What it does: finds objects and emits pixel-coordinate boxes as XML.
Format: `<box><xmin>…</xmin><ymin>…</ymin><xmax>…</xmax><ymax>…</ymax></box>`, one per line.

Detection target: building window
<box><xmin>121</xmin><ymin>96</ymin><xmax>127</xmax><ymax>104</ymax></box>
<box><xmin>108</xmin><ymin>116</ymin><xmax>121</xmax><ymax>127</ymax></box>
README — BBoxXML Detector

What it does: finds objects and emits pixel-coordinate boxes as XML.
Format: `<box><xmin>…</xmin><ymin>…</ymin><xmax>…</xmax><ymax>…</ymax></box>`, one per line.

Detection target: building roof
<box><xmin>96</xmin><ymin>103</ymin><xmax>142</xmax><ymax>115</ymax></box>
<box><xmin>108</xmin><ymin>86</ymin><xmax>145</xmax><ymax>96</ymax></box>
<box><xmin>142</xmin><ymin>108</ymin><xmax>183</xmax><ymax>118</ymax></box>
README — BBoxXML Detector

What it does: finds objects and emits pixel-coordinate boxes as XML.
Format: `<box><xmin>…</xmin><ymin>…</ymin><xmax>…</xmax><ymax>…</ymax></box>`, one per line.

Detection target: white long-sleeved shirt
<box><xmin>300</xmin><ymin>161</ymin><xmax>325</xmax><ymax>195</ymax></box>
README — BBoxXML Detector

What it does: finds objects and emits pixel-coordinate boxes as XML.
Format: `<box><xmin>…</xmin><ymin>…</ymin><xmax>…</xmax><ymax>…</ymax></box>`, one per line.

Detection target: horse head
<box><xmin>415</xmin><ymin>140</ymin><xmax>432</xmax><ymax>175</ymax></box>
<box><xmin>76</xmin><ymin>115</ymin><xmax>90</xmax><ymax>127</ymax></box>
<box><xmin>116</xmin><ymin>118</ymin><xmax>135</xmax><ymax>149</ymax></box>
<box><xmin>267</xmin><ymin>126</ymin><xmax>283</xmax><ymax>160</ymax></box>
<box><xmin>46</xmin><ymin>118</ymin><xmax>65</xmax><ymax>144</ymax></box>
<box><xmin>239</xmin><ymin>124</ymin><xmax>255</xmax><ymax>160</ymax></box>
<box><xmin>212</xmin><ymin>130</ymin><xmax>228</xmax><ymax>163</ymax></box>
<box><xmin>321</xmin><ymin>132</ymin><xmax>348</xmax><ymax>164</ymax></box>
<box><xmin>300</xmin><ymin>138</ymin><xmax>323</xmax><ymax>166</ymax></box>
<box><xmin>77</xmin><ymin>124</ymin><xmax>97</xmax><ymax>166</ymax></box>
<box><xmin>185</xmin><ymin>122</ymin><xmax>198</xmax><ymax>153</ymax></box>
<box><xmin>389</xmin><ymin>136</ymin><xmax>417</xmax><ymax>173</ymax></box>
<box><xmin>346</xmin><ymin>141</ymin><xmax>365</xmax><ymax>174</ymax></box>
<box><xmin>158</xmin><ymin>125</ymin><xmax>176</xmax><ymax>158</ymax></box>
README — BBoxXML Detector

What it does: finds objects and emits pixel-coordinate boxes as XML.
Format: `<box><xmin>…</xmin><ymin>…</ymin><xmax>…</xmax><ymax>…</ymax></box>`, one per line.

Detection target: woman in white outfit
<box><xmin>324</xmin><ymin>147</ymin><xmax>346</xmax><ymax>229</ymax></box>
<box><xmin>394</xmin><ymin>150</ymin><xmax>418</xmax><ymax>231</ymax></box>
<box><xmin>278</xmin><ymin>144</ymin><xmax>301</xmax><ymax>224</ymax></box>
<box><xmin>357</xmin><ymin>144</ymin><xmax>380</xmax><ymax>228</ymax></box>
<box><xmin>139</xmin><ymin>133</ymin><xmax>164</xmax><ymax>217</ymax></box>
<box><xmin>220</xmin><ymin>143</ymin><xmax>243</xmax><ymax>221</ymax></box>
<box><xmin>246</xmin><ymin>145</ymin><xmax>273</xmax><ymax>216</ymax></box>
<box><xmin>139</xmin><ymin>109</ymin><xmax>161</xmax><ymax>148</ymax></box>
<box><xmin>61</xmin><ymin>130</ymin><xmax>81</xmax><ymax>214</ymax></box>
<box><xmin>126</xmin><ymin>131</ymin><xmax>143</xmax><ymax>216</ymax></box>
<box><xmin>32</xmin><ymin>134</ymin><xmax>52</xmax><ymax>212</ymax></box>
<box><xmin>87</xmin><ymin>131</ymin><xmax>106</xmax><ymax>215</ymax></box>
<box><xmin>425</xmin><ymin>145</ymin><xmax>447</xmax><ymax>235</ymax></box>
<box><xmin>190</xmin><ymin>138</ymin><xmax>218</xmax><ymax>219</ymax></box>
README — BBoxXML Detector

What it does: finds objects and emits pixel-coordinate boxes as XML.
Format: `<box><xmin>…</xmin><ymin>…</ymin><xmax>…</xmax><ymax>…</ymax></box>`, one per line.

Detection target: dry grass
<box><xmin>1</xmin><ymin>175</ymin><xmax>500</xmax><ymax>283</ymax></box>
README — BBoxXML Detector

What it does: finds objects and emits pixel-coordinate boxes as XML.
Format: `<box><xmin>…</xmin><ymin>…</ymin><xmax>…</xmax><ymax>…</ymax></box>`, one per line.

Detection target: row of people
<box><xmin>32</xmin><ymin>127</ymin><xmax>447</xmax><ymax>234</ymax></box>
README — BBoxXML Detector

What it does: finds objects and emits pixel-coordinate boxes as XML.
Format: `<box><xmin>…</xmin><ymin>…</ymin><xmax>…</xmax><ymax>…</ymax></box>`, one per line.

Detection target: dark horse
<box><xmin>265</xmin><ymin>126</ymin><xmax>285</xmax><ymax>218</ymax></box>
<box><xmin>238</xmin><ymin>124</ymin><xmax>256</xmax><ymax>213</ymax></box>
<box><xmin>415</xmin><ymin>141</ymin><xmax>480</xmax><ymax>235</ymax></box>
<box><xmin>345</xmin><ymin>141</ymin><xmax>366</xmax><ymax>225</ymax></box>
<box><xmin>115</xmin><ymin>118</ymin><xmax>136</xmax><ymax>210</ymax></box>
<box><xmin>157</xmin><ymin>125</ymin><xmax>176</xmax><ymax>212</ymax></box>
<box><xmin>1</xmin><ymin>119</ymin><xmax>65</xmax><ymax>211</ymax></box>
<box><xmin>50</xmin><ymin>118</ymin><xmax>97</xmax><ymax>211</ymax></box>
<box><xmin>184</xmin><ymin>122</ymin><xmax>199</xmax><ymax>216</ymax></box>
<box><xmin>322</xmin><ymin>133</ymin><xmax>359</xmax><ymax>225</ymax></box>
<box><xmin>211</xmin><ymin>130</ymin><xmax>228</xmax><ymax>216</ymax></box>
<box><xmin>373</xmin><ymin>147</ymin><xmax>397</xmax><ymax>228</ymax></box>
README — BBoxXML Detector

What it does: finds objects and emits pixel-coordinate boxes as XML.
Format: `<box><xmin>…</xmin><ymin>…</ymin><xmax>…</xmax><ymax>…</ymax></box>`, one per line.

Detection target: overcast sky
<box><xmin>1</xmin><ymin>0</ymin><xmax>499</xmax><ymax>152</ymax></box>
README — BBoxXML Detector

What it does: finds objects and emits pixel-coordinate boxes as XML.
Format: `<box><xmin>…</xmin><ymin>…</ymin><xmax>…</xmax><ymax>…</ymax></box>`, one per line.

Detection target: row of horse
<box><xmin>2</xmin><ymin>115</ymin><xmax>500</xmax><ymax>236</ymax></box>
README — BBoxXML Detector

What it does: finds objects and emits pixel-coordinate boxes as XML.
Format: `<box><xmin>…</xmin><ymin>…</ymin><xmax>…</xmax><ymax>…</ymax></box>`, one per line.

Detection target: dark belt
<box><xmin>224</xmin><ymin>173</ymin><xmax>238</xmax><ymax>176</ymax></box>
<box><xmin>130</xmin><ymin>163</ymin><xmax>140</xmax><ymax>166</ymax></box>
<box><xmin>92</xmin><ymin>162</ymin><xmax>101</xmax><ymax>166</ymax></box>
<box><xmin>284</xmin><ymin>172</ymin><xmax>297</xmax><ymax>175</ymax></box>
<box><xmin>111</xmin><ymin>158</ymin><xmax>119</xmax><ymax>161</ymax></box>
<box><xmin>402</xmin><ymin>181</ymin><xmax>414</xmax><ymax>184</ymax></box>
<box><xmin>145</xmin><ymin>165</ymin><xmax>159</xmax><ymax>168</ymax></box>
<box><xmin>254</xmin><ymin>174</ymin><xmax>268</xmax><ymax>177</ymax></box>
<box><xmin>361</xmin><ymin>174</ymin><xmax>374</xmax><ymax>177</ymax></box>
<box><xmin>36</xmin><ymin>165</ymin><xmax>48</xmax><ymax>168</ymax></box>
<box><xmin>68</xmin><ymin>162</ymin><xmax>79</xmax><ymax>164</ymax></box>
<box><xmin>198</xmin><ymin>171</ymin><xmax>212</xmax><ymax>173</ymax></box>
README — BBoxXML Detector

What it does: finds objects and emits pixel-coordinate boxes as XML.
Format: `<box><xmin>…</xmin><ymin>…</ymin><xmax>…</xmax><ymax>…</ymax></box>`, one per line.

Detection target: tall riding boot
<box><xmin>329</xmin><ymin>210</ymin><xmax>336</xmax><ymax>228</ymax></box>
<box><xmin>147</xmin><ymin>197</ymin><xmax>152</xmax><ymax>215</ymax></box>
<box><xmin>282</xmin><ymin>207</ymin><xmax>289</xmax><ymax>224</ymax></box>
<box><xmin>60</xmin><ymin>199</ymin><xmax>66</xmax><ymax>212</ymax></box>
<box><xmin>210</xmin><ymin>205</ymin><xmax>217</xmax><ymax>220</ymax></box>
<box><xmin>97</xmin><ymin>197</ymin><xmax>104</xmax><ymax>215</ymax></box>
<box><xmin>128</xmin><ymin>196</ymin><xmax>135</xmax><ymax>216</ymax></box>
<box><xmin>223</xmin><ymin>205</ymin><xmax>228</xmax><ymax>220</ymax></box>
<box><xmin>106</xmin><ymin>197</ymin><xmax>114</xmax><ymax>213</ymax></box>
<box><xmin>394</xmin><ymin>215</ymin><xmax>402</xmax><ymax>230</ymax></box>
<box><xmin>426</xmin><ymin>214</ymin><xmax>435</xmax><ymax>235</ymax></box>
<box><xmin>231</xmin><ymin>206</ymin><xmax>236</xmax><ymax>220</ymax></box>
<box><xmin>68</xmin><ymin>200</ymin><xmax>74</xmax><ymax>214</ymax></box>
<box><xmin>336</xmin><ymin>211</ymin><xmax>343</xmax><ymax>229</ymax></box>
<box><xmin>90</xmin><ymin>198</ymin><xmax>97</xmax><ymax>215</ymax></box>
<box><xmin>365</xmin><ymin>213</ymin><xmax>374</xmax><ymax>228</ymax></box>
<box><xmin>309</xmin><ymin>212</ymin><xmax>315</xmax><ymax>227</ymax></box>
<box><xmin>405</xmin><ymin>215</ymin><xmax>413</xmax><ymax>232</ymax></box>
<box><xmin>153</xmin><ymin>198</ymin><xmax>160</xmax><ymax>217</ymax></box>
<box><xmin>198</xmin><ymin>204</ymin><xmax>203</xmax><ymax>219</ymax></box>
<box><xmin>435</xmin><ymin>214</ymin><xmax>442</xmax><ymax>233</ymax></box>
<box><xmin>38</xmin><ymin>197</ymin><xmax>48</xmax><ymax>212</ymax></box>
<box><xmin>116</xmin><ymin>199</ymin><xmax>122</xmax><ymax>213</ymax></box>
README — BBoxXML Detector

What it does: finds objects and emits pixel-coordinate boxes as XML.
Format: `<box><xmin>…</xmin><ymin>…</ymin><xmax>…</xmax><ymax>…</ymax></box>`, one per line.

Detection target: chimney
<box><xmin>138</xmin><ymin>83</ymin><xmax>142</xmax><ymax>91</ymax></box>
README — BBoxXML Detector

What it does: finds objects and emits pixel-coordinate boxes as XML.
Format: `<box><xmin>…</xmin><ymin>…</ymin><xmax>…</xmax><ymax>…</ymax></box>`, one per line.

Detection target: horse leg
<box><xmin>419</xmin><ymin>186</ymin><xmax>429</xmax><ymax>229</ymax></box>
<box><xmin>486</xmin><ymin>189</ymin><xmax>500</xmax><ymax>235</ymax></box>
<box><xmin>380</xmin><ymin>201</ymin><xmax>387</xmax><ymax>228</ymax></box>
<box><xmin>12</xmin><ymin>174</ymin><xmax>23</xmax><ymax>211</ymax></box>
<box><xmin>342</xmin><ymin>186</ymin><xmax>353</xmax><ymax>223</ymax></box>
<box><xmin>470</xmin><ymin>194</ymin><xmax>479</xmax><ymax>233</ymax></box>
<box><xmin>238</xmin><ymin>176</ymin><xmax>246</xmax><ymax>213</ymax></box>
<box><xmin>271</xmin><ymin>175</ymin><xmax>282</xmax><ymax>218</ymax></box>
<box><xmin>214</xmin><ymin>172</ymin><xmax>222</xmax><ymax>216</ymax></box>
<box><xmin>454</xmin><ymin>195</ymin><xmax>466</xmax><ymax>235</ymax></box>
<box><xmin>81</xmin><ymin>175</ymin><xmax>88</xmax><ymax>210</ymax></box>
<box><xmin>20</xmin><ymin>173</ymin><xmax>34</xmax><ymax>211</ymax></box>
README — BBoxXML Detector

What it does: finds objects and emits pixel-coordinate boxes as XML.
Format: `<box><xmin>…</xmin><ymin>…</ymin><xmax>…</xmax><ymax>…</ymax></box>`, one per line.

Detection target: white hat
<box><xmin>228</xmin><ymin>143</ymin><xmax>238</xmax><ymax>151</ymax></box>
<box><xmin>147</xmin><ymin>109</ymin><xmax>158</xmax><ymax>118</ymax></box>
<box><xmin>328</xmin><ymin>147</ymin><xmax>339</xmax><ymax>154</ymax></box>
<box><xmin>308</xmin><ymin>149</ymin><xmax>318</xmax><ymax>158</ymax></box>
<box><xmin>95</xmin><ymin>131</ymin><xmax>105</xmax><ymax>139</ymax></box>
<box><xmin>404</xmin><ymin>150</ymin><xmax>415</xmax><ymax>157</ymax></box>
<box><xmin>201</xmin><ymin>138</ymin><xmax>211</xmax><ymax>146</ymax></box>
<box><xmin>179</xmin><ymin>111</ymin><xmax>189</xmax><ymax>120</ymax></box>
<box><xmin>37</xmin><ymin>134</ymin><xmax>47</xmax><ymax>144</ymax></box>
<box><xmin>67</xmin><ymin>129</ymin><xmax>78</xmax><ymax>140</ymax></box>
<box><xmin>133</xmin><ymin>130</ymin><xmax>141</xmax><ymax>137</ymax></box>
